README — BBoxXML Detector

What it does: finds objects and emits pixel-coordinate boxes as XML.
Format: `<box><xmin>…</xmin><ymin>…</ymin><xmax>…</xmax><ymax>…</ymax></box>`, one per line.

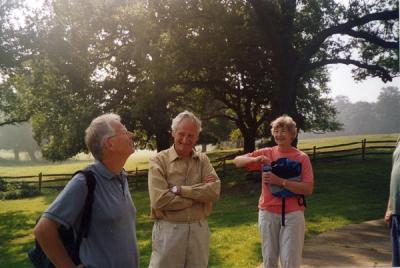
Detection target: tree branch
<box><xmin>344</xmin><ymin>29</ymin><xmax>398</xmax><ymax>49</ymax></box>
<box><xmin>303</xmin><ymin>9</ymin><xmax>399</xmax><ymax>63</ymax></box>
<box><xmin>307</xmin><ymin>58</ymin><xmax>393</xmax><ymax>82</ymax></box>
<box><xmin>0</xmin><ymin>118</ymin><xmax>29</xmax><ymax>127</ymax></box>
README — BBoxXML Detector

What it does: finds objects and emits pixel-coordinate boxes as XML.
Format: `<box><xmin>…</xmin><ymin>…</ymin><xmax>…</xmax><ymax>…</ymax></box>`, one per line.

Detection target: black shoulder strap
<box><xmin>72</xmin><ymin>169</ymin><xmax>96</xmax><ymax>247</ymax></box>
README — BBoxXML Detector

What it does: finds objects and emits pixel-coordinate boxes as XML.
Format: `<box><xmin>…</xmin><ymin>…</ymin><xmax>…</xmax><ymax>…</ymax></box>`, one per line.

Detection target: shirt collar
<box><xmin>167</xmin><ymin>146</ymin><xmax>199</xmax><ymax>162</ymax></box>
<box><xmin>93</xmin><ymin>160</ymin><xmax>126</xmax><ymax>180</ymax></box>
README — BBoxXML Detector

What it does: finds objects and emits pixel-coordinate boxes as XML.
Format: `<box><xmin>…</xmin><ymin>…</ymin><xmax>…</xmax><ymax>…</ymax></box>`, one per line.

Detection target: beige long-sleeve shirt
<box><xmin>148</xmin><ymin>146</ymin><xmax>221</xmax><ymax>222</ymax></box>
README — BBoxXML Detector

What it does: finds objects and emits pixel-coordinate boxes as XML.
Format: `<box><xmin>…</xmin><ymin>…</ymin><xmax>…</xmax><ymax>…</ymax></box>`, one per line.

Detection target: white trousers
<box><xmin>258</xmin><ymin>210</ymin><xmax>305</xmax><ymax>268</ymax></box>
<box><xmin>149</xmin><ymin>219</ymin><xmax>209</xmax><ymax>268</ymax></box>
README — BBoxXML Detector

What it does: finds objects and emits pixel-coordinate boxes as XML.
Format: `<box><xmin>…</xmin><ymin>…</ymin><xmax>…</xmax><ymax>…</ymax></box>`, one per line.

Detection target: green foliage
<box><xmin>1</xmin><ymin>0</ymin><xmax>398</xmax><ymax>159</ymax></box>
<box><xmin>0</xmin><ymin>0</ymin><xmax>23</xmax><ymax>70</ymax></box>
<box><xmin>0</xmin><ymin>178</ymin><xmax>40</xmax><ymax>200</ymax></box>
<box><xmin>0</xmin><ymin>178</ymin><xmax>7</xmax><ymax>191</ymax></box>
<box><xmin>0</xmin><ymin>78</ymin><xmax>30</xmax><ymax>126</ymax></box>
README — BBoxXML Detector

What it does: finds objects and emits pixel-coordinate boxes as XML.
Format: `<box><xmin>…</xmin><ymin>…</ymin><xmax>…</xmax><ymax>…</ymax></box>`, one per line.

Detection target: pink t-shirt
<box><xmin>245</xmin><ymin>146</ymin><xmax>314</xmax><ymax>214</ymax></box>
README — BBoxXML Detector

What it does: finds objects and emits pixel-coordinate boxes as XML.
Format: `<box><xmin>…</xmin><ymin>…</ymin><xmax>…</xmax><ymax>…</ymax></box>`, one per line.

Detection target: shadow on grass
<box><xmin>0</xmin><ymin>211</ymin><xmax>37</xmax><ymax>268</ymax></box>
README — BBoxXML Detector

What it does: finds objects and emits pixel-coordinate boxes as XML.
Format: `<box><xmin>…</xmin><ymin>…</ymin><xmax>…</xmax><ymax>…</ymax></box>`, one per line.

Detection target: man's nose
<box><xmin>182</xmin><ymin>136</ymin><xmax>191</xmax><ymax>143</ymax></box>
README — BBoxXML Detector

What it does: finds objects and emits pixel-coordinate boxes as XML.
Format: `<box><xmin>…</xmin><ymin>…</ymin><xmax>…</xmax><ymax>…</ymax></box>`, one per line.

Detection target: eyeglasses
<box><xmin>108</xmin><ymin>129</ymin><xmax>134</xmax><ymax>139</ymax></box>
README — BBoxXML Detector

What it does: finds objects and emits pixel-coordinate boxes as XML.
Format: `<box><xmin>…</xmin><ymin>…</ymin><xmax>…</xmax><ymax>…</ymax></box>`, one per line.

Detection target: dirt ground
<box><xmin>301</xmin><ymin>219</ymin><xmax>392</xmax><ymax>267</ymax></box>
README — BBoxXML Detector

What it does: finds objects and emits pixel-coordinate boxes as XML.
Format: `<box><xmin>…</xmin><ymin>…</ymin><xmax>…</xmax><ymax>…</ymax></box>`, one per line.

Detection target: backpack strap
<box><xmin>72</xmin><ymin>169</ymin><xmax>96</xmax><ymax>248</ymax></box>
<box><xmin>281</xmin><ymin>198</ymin><xmax>286</xmax><ymax>226</ymax></box>
<box><xmin>281</xmin><ymin>195</ymin><xmax>307</xmax><ymax>227</ymax></box>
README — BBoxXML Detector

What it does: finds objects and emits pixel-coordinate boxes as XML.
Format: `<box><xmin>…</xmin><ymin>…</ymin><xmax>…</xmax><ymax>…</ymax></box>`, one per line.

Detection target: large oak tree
<box><xmin>3</xmin><ymin>0</ymin><xmax>398</xmax><ymax>159</ymax></box>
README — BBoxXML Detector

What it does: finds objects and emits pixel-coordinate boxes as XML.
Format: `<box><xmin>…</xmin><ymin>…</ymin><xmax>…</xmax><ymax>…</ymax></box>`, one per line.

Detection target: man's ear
<box><xmin>103</xmin><ymin>137</ymin><xmax>112</xmax><ymax>151</ymax></box>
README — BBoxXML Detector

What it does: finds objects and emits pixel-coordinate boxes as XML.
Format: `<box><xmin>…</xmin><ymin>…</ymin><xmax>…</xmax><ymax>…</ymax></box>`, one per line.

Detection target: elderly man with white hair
<box><xmin>148</xmin><ymin>110</ymin><xmax>221</xmax><ymax>268</ymax></box>
<box><xmin>33</xmin><ymin>113</ymin><xmax>139</xmax><ymax>268</ymax></box>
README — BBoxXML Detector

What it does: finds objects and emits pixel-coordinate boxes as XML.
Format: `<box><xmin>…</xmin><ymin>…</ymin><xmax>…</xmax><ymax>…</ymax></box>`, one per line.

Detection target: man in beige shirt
<box><xmin>148</xmin><ymin>111</ymin><xmax>221</xmax><ymax>268</ymax></box>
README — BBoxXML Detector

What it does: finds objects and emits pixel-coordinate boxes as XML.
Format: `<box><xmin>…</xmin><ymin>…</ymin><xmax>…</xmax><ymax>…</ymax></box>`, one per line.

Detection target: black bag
<box><xmin>264</xmin><ymin>158</ymin><xmax>306</xmax><ymax>226</ymax></box>
<box><xmin>28</xmin><ymin>170</ymin><xmax>96</xmax><ymax>268</ymax></box>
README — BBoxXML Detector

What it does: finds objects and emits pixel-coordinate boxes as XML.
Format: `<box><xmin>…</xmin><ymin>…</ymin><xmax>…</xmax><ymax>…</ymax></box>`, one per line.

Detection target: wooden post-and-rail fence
<box><xmin>1</xmin><ymin>138</ymin><xmax>397</xmax><ymax>193</ymax></box>
<box><xmin>0</xmin><ymin>168</ymin><xmax>149</xmax><ymax>193</ymax></box>
<box><xmin>301</xmin><ymin>138</ymin><xmax>397</xmax><ymax>161</ymax></box>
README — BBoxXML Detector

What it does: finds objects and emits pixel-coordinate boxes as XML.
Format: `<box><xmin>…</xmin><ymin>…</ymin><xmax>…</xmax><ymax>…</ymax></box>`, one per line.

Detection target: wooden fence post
<box><xmin>313</xmin><ymin>146</ymin><xmax>316</xmax><ymax>161</ymax></box>
<box><xmin>38</xmin><ymin>172</ymin><xmax>42</xmax><ymax>193</ymax></box>
<box><xmin>362</xmin><ymin>139</ymin><xmax>366</xmax><ymax>160</ymax></box>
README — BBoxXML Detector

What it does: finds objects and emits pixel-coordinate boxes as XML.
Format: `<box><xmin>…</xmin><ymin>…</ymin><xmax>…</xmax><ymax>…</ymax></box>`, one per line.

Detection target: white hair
<box><xmin>85</xmin><ymin>113</ymin><xmax>121</xmax><ymax>160</ymax></box>
<box><xmin>171</xmin><ymin>111</ymin><xmax>202</xmax><ymax>134</ymax></box>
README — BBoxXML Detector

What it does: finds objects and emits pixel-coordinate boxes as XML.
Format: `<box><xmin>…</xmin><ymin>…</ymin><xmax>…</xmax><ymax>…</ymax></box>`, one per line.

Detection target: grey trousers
<box><xmin>258</xmin><ymin>210</ymin><xmax>305</xmax><ymax>268</ymax></box>
<box><xmin>149</xmin><ymin>219</ymin><xmax>209</xmax><ymax>268</ymax></box>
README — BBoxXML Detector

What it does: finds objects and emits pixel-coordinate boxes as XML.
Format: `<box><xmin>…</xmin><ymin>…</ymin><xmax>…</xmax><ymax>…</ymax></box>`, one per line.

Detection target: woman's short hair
<box><xmin>270</xmin><ymin>115</ymin><xmax>297</xmax><ymax>137</ymax></box>
<box><xmin>171</xmin><ymin>111</ymin><xmax>202</xmax><ymax>134</ymax></box>
<box><xmin>85</xmin><ymin>113</ymin><xmax>120</xmax><ymax>160</ymax></box>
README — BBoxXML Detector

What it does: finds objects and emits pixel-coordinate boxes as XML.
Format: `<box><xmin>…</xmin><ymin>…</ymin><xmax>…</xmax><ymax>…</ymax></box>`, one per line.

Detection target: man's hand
<box><xmin>203</xmin><ymin>175</ymin><xmax>217</xmax><ymax>184</ymax></box>
<box><xmin>384</xmin><ymin>210</ymin><xmax>392</xmax><ymax>226</ymax></box>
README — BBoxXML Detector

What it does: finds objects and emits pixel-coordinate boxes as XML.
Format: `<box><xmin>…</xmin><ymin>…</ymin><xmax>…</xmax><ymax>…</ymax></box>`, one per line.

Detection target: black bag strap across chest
<box><xmin>74</xmin><ymin>169</ymin><xmax>96</xmax><ymax>247</ymax></box>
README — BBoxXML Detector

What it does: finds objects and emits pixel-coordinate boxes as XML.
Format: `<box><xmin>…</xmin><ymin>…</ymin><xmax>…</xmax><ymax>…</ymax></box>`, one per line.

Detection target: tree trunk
<box><xmin>28</xmin><ymin>150</ymin><xmax>38</xmax><ymax>162</ymax></box>
<box><xmin>243</xmin><ymin>132</ymin><xmax>256</xmax><ymax>153</ymax></box>
<box><xmin>13</xmin><ymin>149</ymin><xmax>20</xmax><ymax>161</ymax></box>
<box><xmin>201</xmin><ymin>144</ymin><xmax>207</xmax><ymax>152</ymax></box>
<box><xmin>155</xmin><ymin>131</ymin><xmax>171</xmax><ymax>152</ymax></box>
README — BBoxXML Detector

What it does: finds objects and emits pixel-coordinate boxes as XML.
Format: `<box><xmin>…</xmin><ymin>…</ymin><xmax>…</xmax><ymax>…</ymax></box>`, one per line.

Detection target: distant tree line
<box><xmin>0</xmin><ymin>123</ymin><xmax>40</xmax><ymax>161</ymax></box>
<box><xmin>301</xmin><ymin>86</ymin><xmax>400</xmax><ymax>138</ymax></box>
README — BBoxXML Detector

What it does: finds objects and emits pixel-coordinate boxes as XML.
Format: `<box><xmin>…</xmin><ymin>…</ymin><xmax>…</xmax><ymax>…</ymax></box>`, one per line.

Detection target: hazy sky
<box><xmin>328</xmin><ymin>65</ymin><xmax>400</xmax><ymax>103</ymax></box>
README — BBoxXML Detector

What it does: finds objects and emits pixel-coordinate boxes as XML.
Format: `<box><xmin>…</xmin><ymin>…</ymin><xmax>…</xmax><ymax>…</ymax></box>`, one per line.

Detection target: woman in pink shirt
<box><xmin>234</xmin><ymin>115</ymin><xmax>314</xmax><ymax>268</ymax></box>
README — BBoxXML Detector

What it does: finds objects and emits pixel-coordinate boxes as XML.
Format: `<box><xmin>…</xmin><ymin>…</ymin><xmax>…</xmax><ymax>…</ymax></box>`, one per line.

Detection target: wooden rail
<box><xmin>1</xmin><ymin>139</ymin><xmax>397</xmax><ymax>192</ymax></box>
<box><xmin>303</xmin><ymin>139</ymin><xmax>397</xmax><ymax>161</ymax></box>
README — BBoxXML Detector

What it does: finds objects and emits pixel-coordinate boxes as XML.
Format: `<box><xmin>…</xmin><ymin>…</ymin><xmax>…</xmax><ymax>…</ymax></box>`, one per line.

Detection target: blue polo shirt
<box><xmin>43</xmin><ymin>160</ymin><xmax>139</xmax><ymax>268</ymax></box>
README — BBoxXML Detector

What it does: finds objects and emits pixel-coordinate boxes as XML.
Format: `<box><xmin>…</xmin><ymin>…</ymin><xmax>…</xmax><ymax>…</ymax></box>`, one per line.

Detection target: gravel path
<box><xmin>301</xmin><ymin>219</ymin><xmax>391</xmax><ymax>267</ymax></box>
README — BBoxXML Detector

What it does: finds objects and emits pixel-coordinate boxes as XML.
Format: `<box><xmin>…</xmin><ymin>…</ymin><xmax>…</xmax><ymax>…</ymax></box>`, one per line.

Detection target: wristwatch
<box><xmin>171</xmin><ymin>185</ymin><xmax>179</xmax><ymax>194</ymax></box>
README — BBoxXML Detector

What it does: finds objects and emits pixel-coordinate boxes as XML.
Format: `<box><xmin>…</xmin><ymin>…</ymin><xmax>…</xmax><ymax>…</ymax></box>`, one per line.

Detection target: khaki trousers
<box><xmin>258</xmin><ymin>210</ymin><xmax>305</xmax><ymax>268</ymax></box>
<box><xmin>149</xmin><ymin>219</ymin><xmax>209</xmax><ymax>268</ymax></box>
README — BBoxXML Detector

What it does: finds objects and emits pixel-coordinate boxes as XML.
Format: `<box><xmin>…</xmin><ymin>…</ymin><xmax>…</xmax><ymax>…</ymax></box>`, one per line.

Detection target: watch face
<box><xmin>172</xmin><ymin>186</ymin><xmax>177</xmax><ymax>193</ymax></box>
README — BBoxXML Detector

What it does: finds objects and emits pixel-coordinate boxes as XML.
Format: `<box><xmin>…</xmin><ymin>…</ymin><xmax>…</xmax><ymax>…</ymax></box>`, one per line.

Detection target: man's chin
<box><xmin>176</xmin><ymin>147</ymin><xmax>192</xmax><ymax>157</ymax></box>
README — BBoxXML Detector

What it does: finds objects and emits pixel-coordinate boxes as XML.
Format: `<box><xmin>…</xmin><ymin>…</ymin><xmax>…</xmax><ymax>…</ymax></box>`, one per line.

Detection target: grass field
<box><xmin>0</xmin><ymin>150</ymin><xmax>156</xmax><ymax>177</ymax></box>
<box><xmin>298</xmin><ymin>133</ymin><xmax>399</xmax><ymax>149</ymax></box>
<box><xmin>0</xmin><ymin>134</ymin><xmax>397</xmax><ymax>267</ymax></box>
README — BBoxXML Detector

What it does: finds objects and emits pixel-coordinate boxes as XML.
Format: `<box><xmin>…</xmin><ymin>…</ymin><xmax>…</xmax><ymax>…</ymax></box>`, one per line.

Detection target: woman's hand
<box><xmin>262</xmin><ymin>171</ymin><xmax>283</xmax><ymax>186</ymax></box>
